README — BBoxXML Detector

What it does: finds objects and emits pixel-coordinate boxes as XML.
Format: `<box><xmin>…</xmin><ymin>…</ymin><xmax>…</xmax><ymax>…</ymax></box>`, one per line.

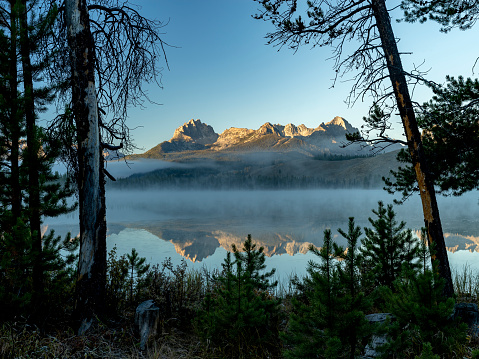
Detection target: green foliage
<box><xmin>147</xmin><ymin>258</ymin><xmax>207</xmax><ymax>327</ymax></box>
<box><xmin>313</xmin><ymin>152</ymin><xmax>373</xmax><ymax>161</ymax></box>
<box><xmin>360</xmin><ymin>201</ymin><xmax>421</xmax><ymax>291</ymax></box>
<box><xmin>34</xmin><ymin>230</ymin><xmax>79</xmax><ymax>320</ymax></box>
<box><xmin>196</xmin><ymin>234</ymin><xmax>281</xmax><ymax>358</ymax></box>
<box><xmin>336</xmin><ymin>218</ymin><xmax>372</xmax><ymax>358</ymax></box>
<box><xmin>0</xmin><ymin>220</ymin><xmax>33</xmax><ymax>321</ymax></box>
<box><xmin>414</xmin><ymin>342</ymin><xmax>440</xmax><ymax>359</ymax></box>
<box><xmin>0</xmin><ymin>225</ymin><xmax>79</xmax><ymax>323</ymax></box>
<box><xmin>105</xmin><ymin>246</ymin><xmax>130</xmax><ymax>315</ymax></box>
<box><xmin>109</xmin><ymin>161</ymin><xmax>386</xmax><ymax>190</ymax></box>
<box><xmin>126</xmin><ymin>248</ymin><xmax>150</xmax><ymax>306</ymax></box>
<box><xmin>400</xmin><ymin>0</ymin><xmax>478</xmax><ymax>32</ymax></box>
<box><xmin>282</xmin><ymin>223</ymin><xmax>371</xmax><ymax>359</ymax></box>
<box><xmin>379</xmin><ymin>252</ymin><xmax>468</xmax><ymax>358</ymax></box>
<box><xmin>384</xmin><ymin>76</ymin><xmax>479</xmax><ymax>199</ymax></box>
<box><xmin>453</xmin><ymin>263</ymin><xmax>479</xmax><ymax>301</ymax></box>
<box><xmin>0</xmin><ymin>0</ymin><xmax>77</xmax><ymax>326</ymax></box>
<box><xmin>106</xmin><ymin>249</ymin><xmax>206</xmax><ymax>324</ymax></box>
<box><xmin>105</xmin><ymin>246</ymin><xmax>152</xmax><ymax>315</ymax></box>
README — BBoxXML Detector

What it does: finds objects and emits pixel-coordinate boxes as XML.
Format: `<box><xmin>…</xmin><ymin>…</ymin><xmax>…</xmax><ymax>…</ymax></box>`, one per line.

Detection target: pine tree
<box><xmin>126</xmin><ymin>248</ymin><xmax>150</xmax><ymax>305</ymax></box>
<box><xmin>253</xmin><ymin>0</ymin><xmax>454</xmax><ymax>299</ymax></box>
<box><xmin>360</xmin><ymin>201</ymin><xmax>421</xmax><ymax>291</ymax></box>
<box><xmin>283</xmin><ymin>223</ymin><xmax>371</xmax><ymax>359</ymax></box>
<box><xmin>336</xmin><ymin>217</ymin><xmax>372</xmax><ymax>359</ymax></box>
<box><xmin>415</xmin><ymin>343</ymin><xmax>440</xmax><ymax>359</ymax></box>
<box><xmin>196</xmin><ymin>234</ymin><xmax>280</xmax><ymax>358</ymax></box>
<box><xmin>0</xmin><ymin>12</ymin><xmax>30</xmax><ymax>321</ymax></box>
<box><xmin>282</xmin><ymin>230</ymin><xmax>340</xmax><ymax>358</ymax></box>
<box><xmin>384</xmin><ymin>76</ymin><xmax>479</xmax><ymax>198</ymax></box>
<box><xmin>0</xmin><ymin>0</ymin><xmax>77</xmax><ymax>323</ymax></box>
<box><xmin>380</xmin><ymin>249</ymin><xmax>468</xmax><ymax>357</ymax></box>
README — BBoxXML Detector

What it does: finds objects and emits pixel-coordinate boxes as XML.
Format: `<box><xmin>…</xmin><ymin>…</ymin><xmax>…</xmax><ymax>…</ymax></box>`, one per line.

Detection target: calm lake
<box><xmin>44</xmin><ymin>189</ymin><xmax>479</xmax><ymax>282</ymax></box>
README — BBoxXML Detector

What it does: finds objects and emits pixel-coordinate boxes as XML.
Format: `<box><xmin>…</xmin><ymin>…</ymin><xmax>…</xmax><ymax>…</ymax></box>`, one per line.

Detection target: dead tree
<box><xmin>253</xmin><ymin>0</ymin><xmax>453</xmax><ymax>297</ymax></box>
<box><xmin>59</xmin><ymin>0</ymin><xmax>167</xmax><ymax>331</ymax></box>
<box><xmin>65</xmin><ymin>0</ymin><xmax>106</xmax><ymax>333</ymax></box>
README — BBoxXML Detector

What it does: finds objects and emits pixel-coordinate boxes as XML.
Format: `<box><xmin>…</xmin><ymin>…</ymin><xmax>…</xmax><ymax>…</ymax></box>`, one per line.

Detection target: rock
<box><xmin>141</xmin><ymin>116</ymin><xmax>373</xmax><ymax>156</ymax></box>
<box><xmin>171</xmin><ymin>119</ymin><xmax>219</xmax><ymax>145</ymax></box>
<box><xmin>363</xmin><ymin>313</ymin><xmax>394</xmax><ymax>358</ymax></box>
<box><xmin>78</xmin><ymin>317</ymin><xmax>93</xmax><ymax>336</ymax></box>
<box><xmin>454</xmin><ymin>302</ymin><xmax>479</xmax><ymax>337</ymax></box>
<box><xmin>135</xmin><ymin>300</ymin><xmax>160</xmax><ymax>350</ymax></box>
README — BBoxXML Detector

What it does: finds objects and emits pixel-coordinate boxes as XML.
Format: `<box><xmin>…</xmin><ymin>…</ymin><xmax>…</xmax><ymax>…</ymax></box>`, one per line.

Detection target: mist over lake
<box><xmin>44</xmin><ymin>188</ymin><xmax>479</xmax><ymax>281</ymax></box>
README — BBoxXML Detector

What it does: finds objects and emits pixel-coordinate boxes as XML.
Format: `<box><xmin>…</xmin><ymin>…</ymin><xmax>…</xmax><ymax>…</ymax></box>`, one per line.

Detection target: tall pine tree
<box><xmin>0</xmin><ymin>0</ymin><xmax>77</xmax><ymax>323</ymax></box>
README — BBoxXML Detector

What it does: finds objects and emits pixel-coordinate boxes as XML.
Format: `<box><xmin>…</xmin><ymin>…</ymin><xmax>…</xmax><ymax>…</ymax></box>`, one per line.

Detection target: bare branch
<box><xmin>103</xmin><ymin>168</ymin><xmax>116</xmax><ymax>181</ymax></box>
<box><xmin>101</xmin><ymin>142</ymin><xmax>123</xmax><ymax>151</ymax></box>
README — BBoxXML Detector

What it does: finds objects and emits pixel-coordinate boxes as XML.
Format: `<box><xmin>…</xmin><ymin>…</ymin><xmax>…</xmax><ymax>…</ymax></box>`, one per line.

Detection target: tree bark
<box><xmin>371</xmin><ymin>0</ymin><xmax>453</xmax><ymax>297</ymax></box>
<box><xmin>65</xmin><ymin>0</ymin><xmax>107</xmax><ymax>332</ymax></box>
<box><xmin>8</xmin><ymin>0</ymin><xmax>21</xmax><ymax>221</ymax></box>
<box><xmin>19</xmin><ymin>0</ymin><xmax>43</xmax><ymax>306</ymax></box>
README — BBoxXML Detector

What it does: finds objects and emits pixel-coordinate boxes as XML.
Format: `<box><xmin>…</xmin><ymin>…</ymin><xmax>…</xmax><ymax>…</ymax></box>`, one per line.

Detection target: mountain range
<box><xmin>118</xmin><ymin>117</ymin><xmax>403</xmax><ymax>189</ymax></box>
<box><xmin>135</xmin><ymin>117</ymin><xmax>377</xmax><ymax>158</ymax></box>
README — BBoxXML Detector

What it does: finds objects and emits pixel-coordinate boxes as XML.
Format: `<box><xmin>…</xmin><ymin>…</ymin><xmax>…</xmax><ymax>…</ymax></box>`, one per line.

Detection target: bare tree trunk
<box><xmin>19</xmin><ymin>0</ymin><xmax>43</xmax><ymax>307</ymax></box>
<box><xmin>65</xmin><ymin>0</ymin><xmax>106</xmax><ymax>332</ymax></box>
<box><xmin>372</xmin><ymin>0</ymin><xmax>453</xmax><ymax>297</ymax></box>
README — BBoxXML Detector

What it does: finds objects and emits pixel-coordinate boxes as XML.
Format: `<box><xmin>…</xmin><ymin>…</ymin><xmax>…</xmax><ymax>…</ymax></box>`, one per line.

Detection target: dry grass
<box><xmin>453</xmin><ymin>264</ymin><xmax>479</xmax><ymax>303</ymax></box>
<box><xmin>0</xmin><ymin>317</ymin><xmax>285</xmax><ymax>359</ymax></box>
<box><xmin>0</xmin><ymin>319</ymin><xmax>140</xmax><ymax>359</ymax></box>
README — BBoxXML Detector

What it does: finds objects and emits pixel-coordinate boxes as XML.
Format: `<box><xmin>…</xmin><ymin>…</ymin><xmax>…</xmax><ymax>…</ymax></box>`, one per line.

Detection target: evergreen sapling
<box><xmin>360</xmin><ymin>201</ymin><xmax>421</xmax><ymax>291</ymax></box>
<box><xmin>283</xmin><ymin>223</ymin><xmax>371</xmax><ymax>359</ymax></box>
<box><xmin>196</xmin><ymin>234</ymin><xmax>280</xmax><ymax>358</ymax></box>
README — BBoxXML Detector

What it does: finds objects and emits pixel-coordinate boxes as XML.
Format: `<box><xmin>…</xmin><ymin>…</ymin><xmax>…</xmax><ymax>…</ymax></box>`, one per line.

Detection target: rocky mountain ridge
<box><xmin>119</xmin><ymin>117</ymin><xmax>404</xmax><ymax>191</ymax></box>
<box><xmin>141</xmin><ymin>117</ymin><xmax>367</xmax><ymax>157</ymax></box>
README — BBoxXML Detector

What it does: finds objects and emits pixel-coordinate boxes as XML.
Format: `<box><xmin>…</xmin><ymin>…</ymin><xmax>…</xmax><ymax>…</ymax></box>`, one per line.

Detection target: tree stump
<box><xmin>135</xmin><ymin>300</ymin><xmax>160</xmax><ymax>350</ymax></box>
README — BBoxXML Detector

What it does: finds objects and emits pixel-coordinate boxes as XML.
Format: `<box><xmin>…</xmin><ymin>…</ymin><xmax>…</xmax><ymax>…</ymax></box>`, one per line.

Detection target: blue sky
<box><xmin>124</xmin><ymin>0</ymin><xmax>479</xmax><ymax>153</ymax></box>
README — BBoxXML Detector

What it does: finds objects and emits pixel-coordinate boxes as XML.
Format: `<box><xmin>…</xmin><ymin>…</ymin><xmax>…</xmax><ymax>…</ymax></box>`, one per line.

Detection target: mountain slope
<box><xmin>137</xmin><ymin>117</ymin><xmax>373</xmax><ymax>158</ymax></box>
<box><xmin>117</xmin><ymin>117</ymin><xmax>403</xmax><ymax>189</ymax></box>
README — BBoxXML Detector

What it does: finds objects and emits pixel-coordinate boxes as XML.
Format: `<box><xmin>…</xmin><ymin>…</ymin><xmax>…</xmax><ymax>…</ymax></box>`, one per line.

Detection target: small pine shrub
<box><xmin>379</xmin><ymin>246</ymin><xmax>468</xmax><ymax>358</ymax></box>
<box><xmin>360</xmin><ymin>201</ymin><xmax>421</xmax><ymax>292</ymax></box>
<box><xmin>126</xmin><ymin>248</ymin><xmax>150</xmax><ymax>306</ymax></box>
<box><xmin>0</xmin><ymin>219</ymin><xmax>34</xmax><ymax>321</ymax></box>
<box><xmin>105</xmin><ymin>246</ymin><xmax>129</xmax><ymax>315</ymax></box>
<box><xmin>414</xmin><ymin>342</ymin><xmax>440</xmax><ymax>359</ymax></box>
<box><xmin>195</xmin><ymin>234</ymin><xmax>281</xmax><ymax>358</ymax></box>
<box><xmin>105</xmin><ymin>247</ymin><xmax>152</xmax><ymax>316</ymax></box>
<box><xmin>35</xmin><ymin>230</ymin><xmax>79</xmax><ymax>322</ymax></box>
<box><xmin>282</xmin><ymin>222</ymin><xmax>371</xmax><ymax>359</ymax></box>
<box><xmin>0</xmin><ymin>223</ymin><xmax>78</xmax><ymax>324</ymax></box>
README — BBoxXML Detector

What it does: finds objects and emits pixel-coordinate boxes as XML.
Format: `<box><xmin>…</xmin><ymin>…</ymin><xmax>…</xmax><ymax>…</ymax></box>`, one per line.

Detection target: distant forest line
<box><xmin>106</xmin><ymin>165</ymin><xmax>385</xmax><ymax>190</ymax></box>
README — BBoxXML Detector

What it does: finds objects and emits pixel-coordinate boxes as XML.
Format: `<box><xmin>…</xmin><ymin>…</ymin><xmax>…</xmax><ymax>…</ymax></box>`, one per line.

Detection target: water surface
<box><xmin>45</xmin><ymin>189</ymin><xmax>479</xmax><ymax>281</ymax></box>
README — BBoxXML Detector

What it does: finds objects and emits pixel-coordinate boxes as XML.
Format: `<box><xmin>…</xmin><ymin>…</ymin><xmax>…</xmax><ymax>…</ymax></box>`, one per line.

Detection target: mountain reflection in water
<box><xmin>45</xmin><ymin>189</ymin><xmax>479</xmax><ymax>277</ymax></box>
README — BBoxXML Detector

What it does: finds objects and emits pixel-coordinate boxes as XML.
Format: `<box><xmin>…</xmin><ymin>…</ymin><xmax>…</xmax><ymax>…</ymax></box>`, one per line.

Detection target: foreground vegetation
<box><xmin>2</xmin><ymin>202</ymin><xmax>479</xmax><ymax>358</ymax></box>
